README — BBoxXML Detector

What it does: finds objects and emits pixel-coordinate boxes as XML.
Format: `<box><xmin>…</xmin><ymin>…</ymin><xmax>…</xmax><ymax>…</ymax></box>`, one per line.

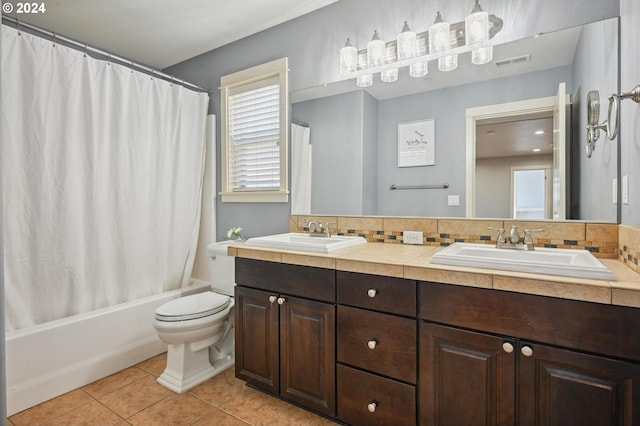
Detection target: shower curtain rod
<box><xmin>2</xmin><ymin>16</ymin><xmax>212</xmax><ymax>95</ymax></box>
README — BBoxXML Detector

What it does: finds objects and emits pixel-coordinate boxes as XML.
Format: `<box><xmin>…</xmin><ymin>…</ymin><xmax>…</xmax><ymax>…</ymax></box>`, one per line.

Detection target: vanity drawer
<box><xmin>337</xmin><ymin>364</ymin><xmax>415</xmax><ymax>426</ymax></box>
<box><xmin>337</xmin><ymin>271</ymin><xmax>416</xmax><ymax>317</ymax></box>
<box><xmin>337</xmin><ymin>305</ymin><xmax>417</xmax><ymax>383</ymax></box>
<box><xmin>235</xmin><ymin>258</ymin><xmax>335</xmax><ymax>302</ymax></box>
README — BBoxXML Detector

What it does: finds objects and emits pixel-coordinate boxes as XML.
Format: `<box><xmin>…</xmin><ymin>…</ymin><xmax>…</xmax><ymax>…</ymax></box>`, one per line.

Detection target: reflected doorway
<box><xmin>511</xmin><ymin>167</ymin><xmax>552</xmax><ymax>219</ymax></box>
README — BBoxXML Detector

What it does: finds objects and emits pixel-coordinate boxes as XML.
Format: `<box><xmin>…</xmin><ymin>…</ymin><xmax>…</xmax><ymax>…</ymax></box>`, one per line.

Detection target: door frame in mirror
<box><xmin>465</xmin><ymin>93</ymin><xmax>568</xmax><ymax>218</ymax></box>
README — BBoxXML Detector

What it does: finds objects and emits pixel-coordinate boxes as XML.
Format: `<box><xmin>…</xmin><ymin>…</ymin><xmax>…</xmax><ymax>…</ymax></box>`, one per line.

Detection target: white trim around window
<box><xmin>220</xmin><ymin>57</ymin><xmax>289</xmax><ymax>203</ymax></box>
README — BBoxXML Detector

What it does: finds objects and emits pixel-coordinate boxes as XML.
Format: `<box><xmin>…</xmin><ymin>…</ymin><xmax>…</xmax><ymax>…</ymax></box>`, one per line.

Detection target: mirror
<box><xmin>291</xmin><ymin>18</ymin><xmax>619</xmax><ymax>222</ymax></box>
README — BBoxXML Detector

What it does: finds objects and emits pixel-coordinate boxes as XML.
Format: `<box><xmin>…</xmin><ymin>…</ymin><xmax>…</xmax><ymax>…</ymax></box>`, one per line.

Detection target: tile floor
<box><xmin>7</xmin><ymin>353</ymin><xmax>338</xmax><ymax>426</ymax></box>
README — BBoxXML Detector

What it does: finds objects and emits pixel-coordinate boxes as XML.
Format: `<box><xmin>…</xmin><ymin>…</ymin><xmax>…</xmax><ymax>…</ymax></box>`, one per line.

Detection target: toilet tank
<box><xmin>207</xmin><ymin>241</ymin><xmax>236</xmax><ymax>296</ymax></box>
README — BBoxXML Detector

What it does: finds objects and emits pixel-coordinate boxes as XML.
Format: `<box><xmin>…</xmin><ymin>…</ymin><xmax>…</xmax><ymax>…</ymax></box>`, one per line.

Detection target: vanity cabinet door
<box><xmin>280</xmin><ymin>296</ymin><xmax>336</xmax><ymax>417</ymax></box>
<box><xmin>235</xmin><ymin>286</ymin><xmax>279</xmax><ymax>394</ymax></box>
<box><xmin>518</xmin><ymin>342</ymin><xmax>640</xmax><ymax>426</ymax></box>
<box><xmin>419</xmin><ymin>323</ymin><xmax>516</xmax><ymax>426</ymax></box>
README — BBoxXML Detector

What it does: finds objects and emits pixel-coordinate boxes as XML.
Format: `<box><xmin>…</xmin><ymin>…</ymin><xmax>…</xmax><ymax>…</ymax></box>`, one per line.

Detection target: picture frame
<box><xmin>397</xmin><ymin>119</ymin><xmax>435</xmax><ymax>167</ymax></box>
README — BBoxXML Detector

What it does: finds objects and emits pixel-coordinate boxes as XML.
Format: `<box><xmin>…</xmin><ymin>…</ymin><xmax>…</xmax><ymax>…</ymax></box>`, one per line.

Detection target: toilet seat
<box><xmin>155</xmin><ymin>292</ymin><xmax>231</xmax><ymax>322</ymax></box>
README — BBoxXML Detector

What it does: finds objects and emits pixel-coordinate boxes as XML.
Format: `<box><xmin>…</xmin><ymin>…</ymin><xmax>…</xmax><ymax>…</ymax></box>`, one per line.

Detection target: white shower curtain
<box><xmin>1</xmin><ymin>26</ymin><xmax>209</xmax><ymax>331</ymax></box>
<box><xmin>291</xmin><ymin>123</ymin><xmax>312</xmax><ymax>214</ymax></box>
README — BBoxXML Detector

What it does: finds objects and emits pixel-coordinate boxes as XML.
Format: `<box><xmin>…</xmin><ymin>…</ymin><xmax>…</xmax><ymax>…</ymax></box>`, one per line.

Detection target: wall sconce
<box><xmin>339</xmin><ymin>1</ymin><xmax>503</xmax><ymax>86</ymax></box>
<box><xmin>586</xmin><ymin>85</ymin><xmax>640</xmax><ymax>158</ymax></box>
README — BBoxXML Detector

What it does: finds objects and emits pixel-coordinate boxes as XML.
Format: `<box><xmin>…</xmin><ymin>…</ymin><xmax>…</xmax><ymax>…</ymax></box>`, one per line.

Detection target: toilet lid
<box><xmin>155</xmin><ymin>292</ymin><xmax>231</xmax><ymax>322</ymax></box>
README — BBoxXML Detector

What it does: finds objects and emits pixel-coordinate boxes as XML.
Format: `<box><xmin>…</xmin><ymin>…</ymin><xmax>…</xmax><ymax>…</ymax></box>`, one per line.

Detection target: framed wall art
<box><xmin>397</xmin><ymin>119</ymin><xmax>435</xmax><ymax>167</ymax></box>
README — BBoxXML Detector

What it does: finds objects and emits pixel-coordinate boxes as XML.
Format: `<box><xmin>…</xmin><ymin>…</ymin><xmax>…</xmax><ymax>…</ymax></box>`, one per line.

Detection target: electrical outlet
<box><xmin>613</xmin><ymin>178</ymin><xmax>617</xmax><ymax>204</ymax></box>
<box><xmin>403</xmin><ymin>231</ymin><xmax>423</xmax><ymax>245</ymax></box>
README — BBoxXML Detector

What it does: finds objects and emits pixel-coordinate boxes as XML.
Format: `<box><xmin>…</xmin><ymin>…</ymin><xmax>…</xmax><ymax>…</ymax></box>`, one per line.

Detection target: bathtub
<box><xmin>6</xmin><ymin>279</ymin><xmax>211</xmax><ymax>416</ymax></box>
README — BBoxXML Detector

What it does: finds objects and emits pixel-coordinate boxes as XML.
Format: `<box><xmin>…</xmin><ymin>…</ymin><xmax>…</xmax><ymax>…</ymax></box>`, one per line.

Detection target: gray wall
<box><xmin>362</xmin><ymin>91</ymin><xmax>379</xmax><ymax>215</ymax></box>
<box><xmin>294</xmin><ymin>91</ymin><xmax>364</xmax><ymax>215</ymax></box>
<box><xmin>620</xmin><ymin>0</ymin><xmax>640</xmax><ymax>227</ymax></box>
<box><xmin>165</xmin><ymin>0</ymin><xmax>620</xmax><ymax>237</ymax></box>
<box><xmin>376</xmin><ymin>66</ymin><xmax>571</xmax><ymax>217</ymax></box>
<box><xmin>570</xmin><ymin>18</ymin><xmax>619</xmax><ymax>222</ymax></box>
<box><xmin>1</xmin><ymin>3</ymin><xmax>6</xmax><ymax>420</ymax></box>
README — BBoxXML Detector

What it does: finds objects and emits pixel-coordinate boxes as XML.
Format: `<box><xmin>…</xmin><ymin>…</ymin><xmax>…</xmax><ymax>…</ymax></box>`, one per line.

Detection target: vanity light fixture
<box><xmin>465</xmin><ymin>0</ymin><xmax>493</xmax><ymax>65</ymax></box>
<box><xmin>339</xmin><ymin>1</ymin><xmax>503</xmax><ymax>87</ymax></box>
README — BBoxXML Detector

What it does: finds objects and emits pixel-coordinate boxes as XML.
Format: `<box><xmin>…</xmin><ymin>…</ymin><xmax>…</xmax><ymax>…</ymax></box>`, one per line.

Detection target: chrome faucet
<box><xmin>305</xmin><ymin>221</ymin><xmax>334</xmax><ymax>237</ymax></box>
<box><xmin>488</xmin><ymin>226</ymin><xmax>543</xmax><ymax>251</ymax></box>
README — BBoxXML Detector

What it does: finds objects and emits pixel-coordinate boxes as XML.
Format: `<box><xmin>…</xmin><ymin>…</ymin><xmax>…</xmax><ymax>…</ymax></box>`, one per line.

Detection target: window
<box><xmin>220</xmin><ymin>58</ymin><xmax>289</xmax><ymax>202</ymax></box>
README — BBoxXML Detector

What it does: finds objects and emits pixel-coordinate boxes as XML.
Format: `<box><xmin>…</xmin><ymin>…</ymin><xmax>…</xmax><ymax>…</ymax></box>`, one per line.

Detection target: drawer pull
<box><xmin>277</xmin><ymin>297</ymin><xmax>286</xmax><ymax>305</ymax></box>
<box><xmin>367</xmin><ymin>288</ymin><xmax>377</xmax><ymax>298</ymax></box>
<box><xmin>367</xmin><ymin>340</ymin><xmax>377</xmax><ymax>350</ymax></box>
<box><xmin>521</xmin><ymin>345</ymin><xmax>534</xmax><ymax>357</ymax></box>
<box><xmin>367</xmin><ymin>402</ymin><xmax>377</xmax><ymax>413</ymax></box>
<box><xmin>502</xmin><ymin>342</ymin><xmax>514</xmax><ymax>353</ymax></box>
<box><xmin>268</xmin><ymin>295</ymin><xmax>277</xmax><ymax>303</ymax></box>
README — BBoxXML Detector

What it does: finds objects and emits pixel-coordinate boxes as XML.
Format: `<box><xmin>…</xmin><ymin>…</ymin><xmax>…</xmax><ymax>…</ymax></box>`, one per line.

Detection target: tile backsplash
<box><xmin>619</xmin><ymin>224</ymin><xmax>640</xmax><ymax>273</ymax></box>
<box><xmin>290</xmin><ymin>215</ymin><xmax>619</xmax><ymax>259</ymax></box>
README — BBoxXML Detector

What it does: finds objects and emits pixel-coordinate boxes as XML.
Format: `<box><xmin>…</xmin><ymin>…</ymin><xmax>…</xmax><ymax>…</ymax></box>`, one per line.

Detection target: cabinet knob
<box><xmin>521</xmin><ymin>345</ymin><xmax>534</xmax><ymax>357</ymax></box>
<box><xmin>268</xmin><ymin>295</ymin><xmax>277</xmax><ymax>303</ymax></box>
<box><xmin>502</xmin><ymin>342</ymin><xmax>514</xmax><ymax>353</ymax></box>
<box><xmin>367</xmin><ymin>402</ymin><xmax>377</xmax><ymax>413</ymax></box>
<box><xmin>367</xmin><ymin>340</ymin><xmax>377</xmax><ymax>350</ymax></box>
<box><xmin>367</xmin><ymin>289</ymin><xmax>377</xmax><ymax>298</ymax></box>
<box><xmin>277</xmin><ymin>297</ymin><xmax>286</xmax><ymax>305</ymax></box>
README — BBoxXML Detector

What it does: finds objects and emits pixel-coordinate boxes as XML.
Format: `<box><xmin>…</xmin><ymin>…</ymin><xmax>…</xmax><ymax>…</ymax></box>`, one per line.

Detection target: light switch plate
<box><xmin>622</xmin><ymin>175</ymin><xmax>629</xmax><ymax>205</ymax></box>
<box><xmin>448</xmin><ymin>195</ymin><xmax>460</xmax><ymax>206</ymax></box>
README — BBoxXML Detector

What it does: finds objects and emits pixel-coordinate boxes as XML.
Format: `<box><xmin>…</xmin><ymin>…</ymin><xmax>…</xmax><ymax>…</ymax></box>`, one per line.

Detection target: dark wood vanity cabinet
<box><xmin>419</xmin><ymin>281</ymin><xmax>640</xmax><ymax>426</ymax></box>
<box><xmin>336</xmin><ymin>271</ymin><xmax>417</xmax><ymax>426</ymax></box>
<box><xmin>234</xmin><ymin>258</ymin><xmax>336</xmax><ymax>417</ymax></box>
<box><xmin>234</xmin><ymin>257</ymin><xmax>640</xmax><ymax>425</ymax></box>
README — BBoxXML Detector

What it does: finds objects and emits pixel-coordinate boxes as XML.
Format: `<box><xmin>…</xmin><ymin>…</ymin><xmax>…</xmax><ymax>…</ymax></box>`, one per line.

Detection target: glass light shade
<box><xmin>465</xmin><ymin>1</ymin><xmax>489</xmax><ymax>46</ymax></box>
<box><xmin>471</xmin><ymin>45</ymin><xmax>493</xmax><ymax>65</ymax></box>
<box><xmin>397</xmin><ymin>21</ymin><xmax>417</xmax><ymax>61</ymax></box>
<box><xmin>410</xmin><ymin>62</ymin><xmax>428</xmax><ymax>78</ymax></box>
<box><xmin>381</xmin><ymin>68</ymin><xmax>398</xmax><ymax>83</ymax></box>
<box><xmin>367</xmin><ymin>30</ymin><xmax>385</xmax><ymax>67</ymax></box>
<box><xmin>340</xmin><ymin>38</ymin><xmax>358</xmax><ymax>75</ymax></box>
<box><xmin>429</xmin><ymin>12</ymin><xmax>451</xmax><ymax>55</ymax></box>
<box><xmin>438</xmin><ymin>54</ymin><xmax>458</xmax><ymax>72</ymax></box>
<box><xmin>357</xmin><ymin>74</ymin><xmax>373</xmax><ymax>87</ymax></box>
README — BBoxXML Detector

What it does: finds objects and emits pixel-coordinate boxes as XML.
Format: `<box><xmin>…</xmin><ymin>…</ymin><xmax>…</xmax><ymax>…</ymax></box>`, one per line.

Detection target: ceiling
<box><xmin>476</xmin><ymin>117</ymin><xmax>554</xmax><ymax>160</ymax></box>
<box><xmin>3</xmin><ymin>0</ymin><xmax>338</xmax><ymax>69</ymax></box>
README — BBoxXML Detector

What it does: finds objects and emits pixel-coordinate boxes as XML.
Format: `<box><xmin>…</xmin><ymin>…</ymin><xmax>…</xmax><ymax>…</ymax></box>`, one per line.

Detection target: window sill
<box><xmin>220</xmin><ymin>191</ymin><xmax>289</xmax><ymax>203</ymax></box>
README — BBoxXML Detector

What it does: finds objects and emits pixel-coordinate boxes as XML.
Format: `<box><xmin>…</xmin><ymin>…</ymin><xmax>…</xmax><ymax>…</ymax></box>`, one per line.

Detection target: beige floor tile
<box><xmin>188</xmin><ymin>368</ymin><xmax>246</xmax><ymax>406</ymax></box>
<box><xmin>82</xmin><ymin>367</ymin><xmax>149</xmax><ymax>399</ymax></box>
<box><xmin>127</xmin><ymin>393</ymin><xmax>215</xmax><ymax>426</ymax></box>
<box><xmin>192</xmin><ymin>408</ymin><xmax>250</xmax><ymax>426</ymax></box>
<box><xmin>277</xmin><ymin>404</ymin><xmax>339</xmax><ymax>426</ymax></box>
<box><xmin>98</xmin><ymin>375</ymin><xmax>172</xmax><ymax>418</ymax></box>
<box><xmin>9</xmin><ymin>389</ymin><xmax>94</xmax><ymax>426</ymax></box>
<box><xmin>40</xmin><ymin>400</ymin><xmax>122</xmax><ymax>426</ymax></box>
<box><xmin>135</xmin><ymin>352</ymin><xmax>167</xmax><ymax>377</ymax></box>
<box><xmin>219</xmin><ymin>387</ymin><xmax>312</xmax><ymax>426</ymax></box>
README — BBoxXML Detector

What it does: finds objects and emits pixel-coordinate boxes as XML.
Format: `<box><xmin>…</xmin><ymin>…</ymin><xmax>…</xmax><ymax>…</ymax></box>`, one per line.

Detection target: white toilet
<box><xmin>153</xmin><ymin>240</ymin><xmax>236</xmax><ymax>393</ymax></box>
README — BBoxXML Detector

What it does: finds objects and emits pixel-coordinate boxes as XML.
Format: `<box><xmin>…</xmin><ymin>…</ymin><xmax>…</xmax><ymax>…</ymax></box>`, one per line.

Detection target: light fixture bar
<box><xmin>346</xmin><ymin>14</ymin><xmax>503</xmax><ymax>78</ymax></box>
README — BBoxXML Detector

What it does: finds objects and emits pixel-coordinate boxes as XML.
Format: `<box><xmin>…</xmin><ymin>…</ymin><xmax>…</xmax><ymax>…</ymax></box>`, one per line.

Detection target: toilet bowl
<box><xmin>153</xmin><ymin>240</ymin><xmax>236</xmax><ymax>393</ymax></box>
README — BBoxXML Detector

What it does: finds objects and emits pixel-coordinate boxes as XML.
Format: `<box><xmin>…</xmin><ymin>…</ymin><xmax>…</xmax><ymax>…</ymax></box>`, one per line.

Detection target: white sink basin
<box><xmin>430</xmin><ymin>243</ymin><xmax>614</xmax><ymax>281</ymax></box>
<box><xmin>244</xmin><ymin>232</ymin><xmax>367</xmax><ymax>254</ymax></box>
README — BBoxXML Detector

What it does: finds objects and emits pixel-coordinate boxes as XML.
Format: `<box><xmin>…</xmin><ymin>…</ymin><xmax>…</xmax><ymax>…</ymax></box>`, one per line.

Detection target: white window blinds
<box><xmin>220</xmin><ymin>57</ymin><xmax>289</xmax><ymax>203</ymax></box>
<box><xmin>229</xmin><ymin>80</ymin><xmax>280</xmax><ymax>190</ymax></box>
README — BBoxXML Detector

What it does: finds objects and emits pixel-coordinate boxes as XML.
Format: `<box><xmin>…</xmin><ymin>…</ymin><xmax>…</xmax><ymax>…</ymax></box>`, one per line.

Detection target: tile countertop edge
<box><xmin>227</xmin><ymin>243</ymin><xmax>640</xmax><ymax>308</ymax></box>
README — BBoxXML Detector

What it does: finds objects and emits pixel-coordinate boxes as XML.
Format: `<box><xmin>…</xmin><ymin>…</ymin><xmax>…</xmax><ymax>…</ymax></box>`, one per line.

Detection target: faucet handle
<box><xmin>488</xmin><ymin>227</ymin><xmax>506</xmax><ymax>243</ymax></box>
<box><xmin>305</xmin><ymin>221</ymin><xmax>317</xmax><ymax>233</ymax></box>
<box><xmin>524</xmin><ymin>228</ymin><xmax>544</xmax><ymax>243</ymax></box>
